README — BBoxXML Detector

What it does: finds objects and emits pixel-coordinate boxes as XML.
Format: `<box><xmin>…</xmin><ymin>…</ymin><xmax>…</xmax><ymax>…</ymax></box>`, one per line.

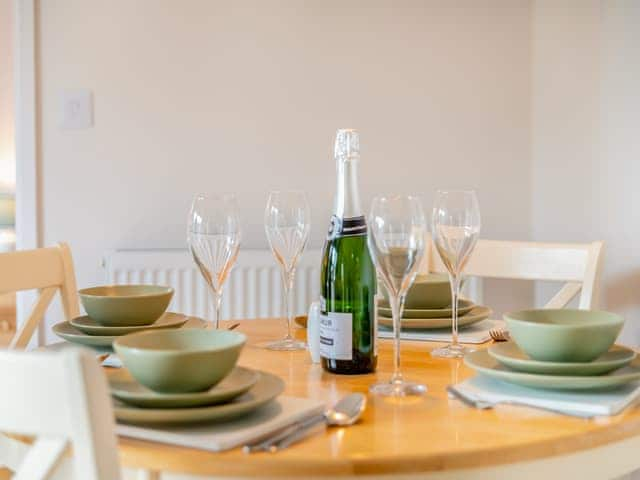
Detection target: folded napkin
<box><xmin>102</xmin><ymin>354</ymin><xmax>122</xmax><ymax>368</ymax></box>
<box><xmin>378</xmin><ymin>319</ymin><xmax>504</xmax><ymax>344</ymax></box>
<box><xmin>116</xmin><ymin>396</ymin><xmax>325</xmax><ymax>452</ymax></box>
<box><xmin>453</xmin><ymin>376</ymin><xmax>640</xmax><ymax>417</ymax></box>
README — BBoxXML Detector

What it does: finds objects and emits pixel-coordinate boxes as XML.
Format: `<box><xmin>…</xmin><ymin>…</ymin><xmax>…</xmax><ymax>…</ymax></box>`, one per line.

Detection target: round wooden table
<box><xmin>115</xmin><ymin>319</ymin><xmax>640</xmax><ymax>479</ymax></box>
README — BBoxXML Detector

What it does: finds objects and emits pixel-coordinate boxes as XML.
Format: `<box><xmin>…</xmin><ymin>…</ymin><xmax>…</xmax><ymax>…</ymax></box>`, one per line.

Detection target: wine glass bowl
<box><xmin>187</xmin><ymin>193</ymin><xmax>241</xmax><ymax>329</ymax></box>
<box><xmin>264</xmin><ymin>190</ymin><xmax>311</xmax><ymax>351</ymax></box>
<box><xmin>431</xmin><ymin>189</ymin><xmax>481</xmax><ymax>358</ymax></box>
<box><xmin>367</xmin><ymin>195</ymin><xmax>426</xmax><ymax>396</ymax></box>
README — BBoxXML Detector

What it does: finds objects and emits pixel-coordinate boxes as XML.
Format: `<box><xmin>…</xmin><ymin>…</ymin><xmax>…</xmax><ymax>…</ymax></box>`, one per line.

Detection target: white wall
<box><xmin>37</xmin><ymin>0</ymin><xmax>533</xmax><ymax>322</ymax></box>
<box><xmin>531</xmin><ymin>0</ymin><xmax>640</xmax><ymax>345</ymax></box>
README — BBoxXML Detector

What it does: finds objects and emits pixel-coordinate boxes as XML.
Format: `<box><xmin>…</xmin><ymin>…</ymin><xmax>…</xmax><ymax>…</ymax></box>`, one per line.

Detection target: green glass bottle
<box><xmin>320</xmin><ymin>129</ymin><xmax>377</xmax><ymax>374</ymax></box>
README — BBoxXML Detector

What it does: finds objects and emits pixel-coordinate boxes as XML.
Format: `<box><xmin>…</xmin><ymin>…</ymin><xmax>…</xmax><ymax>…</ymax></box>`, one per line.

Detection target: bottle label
<box><xmin>319</xmin><ymin>311</ymin><xmax>353</xmax><ymax>361</ymax></box>
<box><xmin>327</xmin><ymin>215</ymin><xmax>367</xmax><ymax>241</ymax></box>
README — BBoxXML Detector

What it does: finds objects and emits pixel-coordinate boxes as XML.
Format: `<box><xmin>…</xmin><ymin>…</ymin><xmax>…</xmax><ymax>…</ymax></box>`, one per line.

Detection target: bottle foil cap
<box><xmin>334</xmin><ymin>129</ymin><xmax>360</xmax><ymax>160</ymax></box>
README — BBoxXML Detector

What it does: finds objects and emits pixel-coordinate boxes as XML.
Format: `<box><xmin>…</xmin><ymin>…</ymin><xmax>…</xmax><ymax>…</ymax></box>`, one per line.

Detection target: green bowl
<box><xmin>381</xmin><ymin>273</ymin><xmax>461</xmax><ymax>309</ymax></box>
<box><xmin>79</xmin><ymin>285</ymin><xmax>173</xmax><ymax>326</ymax></box>
<box><xmin>504</xmin><ymin>309</ymin><xmax>624</xmax><ymax>362</ymax></box>
<box><xmin>114</xmin><ymin>329</ymin><xmax>246</xmax><ymax>393</ymax></box>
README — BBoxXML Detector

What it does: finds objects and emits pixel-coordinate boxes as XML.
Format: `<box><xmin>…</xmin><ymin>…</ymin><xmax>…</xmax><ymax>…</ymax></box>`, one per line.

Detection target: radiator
<box><xmin>103</xmin><ymin>249</ymin><xmax>323</xmax><ymax>321</ymax></box>
<box><xmin>103</xmin><ymin>248</ymin><xmax>483</xmax><ymax>322</ymax></box>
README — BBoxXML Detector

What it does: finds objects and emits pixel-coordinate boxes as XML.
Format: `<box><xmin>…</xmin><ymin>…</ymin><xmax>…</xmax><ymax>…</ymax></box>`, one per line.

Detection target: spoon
<box><xmin>270</xmin><ymin>393</ymin><xmax>366</xmax><ymax>452</ymax></box>
<box><xmin>244</xmin><ymin>393</ymin><xmax>366</xmax><ymax>453</ymax></box>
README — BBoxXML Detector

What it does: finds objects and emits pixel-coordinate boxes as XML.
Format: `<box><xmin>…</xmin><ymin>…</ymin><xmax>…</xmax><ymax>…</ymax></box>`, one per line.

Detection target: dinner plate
<box><xmin>70</xmin><ymin>312</ymin><xmax>188</xmax><ymax>336</ymax></box>
<box><xmin>110</xmin><ymin>366</ymin><xmax>260</xmax><ymax>408</ymax></box>
<box><xmin>53</xmin><ymin>321</ymin><xmax>118</xmax><ymax>347</ymax></box>
<box><xmin>113</xmin><ymin>371</ymin><xmax>284</xmax><ymax>425</ymax></box>
<box><xmin>489</xmin><ymin>342</ymin><xmax>636</xmax><ymax>376</ymax></box>
<box><xmin>377</xmin><ymin>299</ymin><xmax>475</xmax><ymax>319</ymax></box>
<box><xmin>52</xmin><ymin>317</ymin><xmax>207</xmax><ymax>349</ymax></box>
<box><xmin>465</xmin><ymin>349</ymin><xmax>640</xmax><ymax>391</ymax></box>
<box><xmin>378</xmin><ymin>306</ymin><xmax>492</xmax><ymax>330</ymax></box>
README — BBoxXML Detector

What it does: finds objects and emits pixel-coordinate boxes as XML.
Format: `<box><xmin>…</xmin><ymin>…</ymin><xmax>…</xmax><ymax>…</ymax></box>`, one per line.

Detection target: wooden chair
<box><xmin>425</xmin><ymin>239</ymin><xmax>605</xmax><ymax>309</ymax></box>
<box><xmin>0</xmin><ymin>349</ymin><xmax>121</xmax><ymax>480</ymax></box>
<box><xmin>0</xmin><ymin>243</ymin><xmax>80</xmax><ymax>349</ymax></box>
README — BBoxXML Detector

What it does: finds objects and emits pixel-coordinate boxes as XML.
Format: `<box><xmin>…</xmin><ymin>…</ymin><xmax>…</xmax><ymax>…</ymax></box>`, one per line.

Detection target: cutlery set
<box><xmin>244</xmin><ymin>394</ymin><xmax>366</xmax><ymax>453</ymax></box>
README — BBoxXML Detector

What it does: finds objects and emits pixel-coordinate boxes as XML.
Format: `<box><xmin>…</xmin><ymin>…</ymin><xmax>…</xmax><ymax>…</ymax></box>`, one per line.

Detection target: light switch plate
<box><xmin>60</xmin><ymin>89</ymin><xmax>93</xmax><ymax>129</ymax></box>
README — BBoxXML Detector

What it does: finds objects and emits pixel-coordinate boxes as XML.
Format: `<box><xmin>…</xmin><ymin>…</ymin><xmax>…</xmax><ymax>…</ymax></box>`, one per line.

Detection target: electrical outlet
<box><xmin>60</xmin><ymin>89</ymin><xmax>93</xmax><ymax>129</ymax></box>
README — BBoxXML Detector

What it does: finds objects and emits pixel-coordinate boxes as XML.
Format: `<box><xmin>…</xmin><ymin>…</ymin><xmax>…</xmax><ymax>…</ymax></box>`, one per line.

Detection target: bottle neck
<box><xmin>333</xmin><ymin>158</ymin><xmax>362</xmax><ymax>219</ymax></box>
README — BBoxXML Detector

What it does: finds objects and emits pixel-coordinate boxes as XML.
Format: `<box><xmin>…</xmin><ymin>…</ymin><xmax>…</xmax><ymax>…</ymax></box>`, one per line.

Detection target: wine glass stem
<box><xmin>390</xmin><ymin>294</ymin><xmax>404</xmax><ymax>384</ymax></box>
<box><xmin>449</xmin><ymin>273</ymin><xmax>460</xmax><ymax>347</ymax></box>
<box><xmin>282</xmin><ymin>269</ymin><xmax>295</xmax><ymax>340</ymax></box>
<box><xmin>213</xmin><ymin>291</ymin><xmax>222</xmax><ymax>330</ymax></box>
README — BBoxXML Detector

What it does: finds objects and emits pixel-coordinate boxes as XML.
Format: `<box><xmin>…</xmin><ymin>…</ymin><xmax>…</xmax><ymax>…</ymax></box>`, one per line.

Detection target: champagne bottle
<box><xmin>320</xmin><ymin>129</ymin><xmax>377</xmax><ymax>374</ymax></box>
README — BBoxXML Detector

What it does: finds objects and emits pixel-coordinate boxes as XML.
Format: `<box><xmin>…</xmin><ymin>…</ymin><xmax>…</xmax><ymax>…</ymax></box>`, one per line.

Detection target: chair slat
<box><xmin>544</xmin><ymin>282</ymin><xmax>582</xmax><ymax>309</ymax></box>
<box><xmin>0</xmin><ymin>248</ymin><xmax>64</xmax><ymax>294</ymax></box>
<box><xmin>9</xmin><ymin>286</ymin><xmax>57</xmax><ymax>349</ymax></box>
<box><xmin>13</xmin><ymin>437</ymin><xmax>67</xmax><ymax>480</ymax></box>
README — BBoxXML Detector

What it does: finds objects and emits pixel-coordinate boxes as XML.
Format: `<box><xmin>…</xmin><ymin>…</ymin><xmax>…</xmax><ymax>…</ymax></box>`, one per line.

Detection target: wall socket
<box><xmin>60</xmin><ymin>89</ymin><xmax>93</xmax><ymax>129</ymax></box>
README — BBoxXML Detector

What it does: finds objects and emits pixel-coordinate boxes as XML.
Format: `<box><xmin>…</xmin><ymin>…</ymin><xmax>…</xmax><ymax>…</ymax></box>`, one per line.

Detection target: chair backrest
<box><xmin>0</xmin><ymin>243</ymin><xmax>80</xmax><ymax>349</ymax></box>
<box><xmin>425</xmin><ymin>239</ymin><xmax>605</xmax><ymax>309</ymax></box>
<box><xmin>0</xmin><ymin>349</ymin><xmax>121</xmax><ymax>480</ymax></box>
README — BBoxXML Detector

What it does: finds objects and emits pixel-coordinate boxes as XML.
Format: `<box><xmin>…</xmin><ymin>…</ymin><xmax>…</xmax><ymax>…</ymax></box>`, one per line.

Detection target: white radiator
<box><xmin>103</xmin><ymin>249</ymin><xmax>323</xmax><ymax>321</ymax></box>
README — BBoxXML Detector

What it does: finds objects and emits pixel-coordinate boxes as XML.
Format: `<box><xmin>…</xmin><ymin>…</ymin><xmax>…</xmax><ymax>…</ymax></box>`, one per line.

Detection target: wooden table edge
<box><xmin>119</xmin><ymin>412</ymin><xmax>640</xmax><ymax>477</ymax></box>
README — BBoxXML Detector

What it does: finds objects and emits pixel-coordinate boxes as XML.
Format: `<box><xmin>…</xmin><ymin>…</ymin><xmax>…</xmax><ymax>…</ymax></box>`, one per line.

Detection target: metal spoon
<box><xmin>269</xmin><ymin>393</ymin><xmax>366</xmax><ymax>452</ymax></box>
<box><xmin>244</xmin><ymin>393</ymin><xmax>366</xmax><ymax>453</ymax></box>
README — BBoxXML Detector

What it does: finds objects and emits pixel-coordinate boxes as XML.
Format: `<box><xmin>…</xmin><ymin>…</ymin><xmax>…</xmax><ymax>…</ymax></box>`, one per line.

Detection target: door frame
<box><xmin>14</xmin><ymin>0</ymin><xmax>37</xmax><ymax>251</ymax></box>
<box><xmin>13</xmin><ymin>0</ymin><xmax>39</xmax><ymax>340</ymax></box>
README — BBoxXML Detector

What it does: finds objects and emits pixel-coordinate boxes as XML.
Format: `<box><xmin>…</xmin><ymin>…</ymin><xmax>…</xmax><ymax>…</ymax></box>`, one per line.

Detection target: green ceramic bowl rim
<box><xmin>79</xmin><ymin>284</ymin><xmax>174</xmax><ymax>298</ymax></box>
<box><xmin>504</xmin><ymin>308</ymin><xmax>624</xmax><ymax>329</ymax></box>
<box><xmin>114</xmin><ymin>329</ymin><xmax>247</xmax><ymax>355</ymax></box>
<box><xmin>413</xmin><ymin>273</ymin><xmax>450</xmax><ymax>284</ymax></box>
<box><xmin>488</xmin><ymin>342</ymin><xmax>636</xmax><ymax>368</ymax></box>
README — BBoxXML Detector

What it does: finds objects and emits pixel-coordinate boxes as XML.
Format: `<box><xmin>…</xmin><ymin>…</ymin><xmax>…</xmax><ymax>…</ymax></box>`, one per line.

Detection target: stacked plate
<box><xmin>53</xmin><ymin>285</ymin><xmax>199</xmax><ymax>348</ymax></box>
<box><xmin>465</xmin><ymin>309</ymin><xmax>640</xmax><ymax>391</ymax></box>
<box><xmin>378</xmin><ymin>273</ymin><xmax>491</xmax><ymax>330</ymax></box>
<box><xmin>377</xmin><ymin>298</ymin><xmax>492</xmax><ymax>330</ymax></box>
<box><xmin>110</xmin><ymin>329</ymin><xmax>284</xmax><ymax>425</ymax></box>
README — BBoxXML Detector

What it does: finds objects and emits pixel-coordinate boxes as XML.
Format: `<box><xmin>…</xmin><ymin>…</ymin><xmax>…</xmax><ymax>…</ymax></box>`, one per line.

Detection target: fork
<box><xmin>489</xmin><ymin>328</ymin><xmax>510</xmax><ymax>342</ymax></box>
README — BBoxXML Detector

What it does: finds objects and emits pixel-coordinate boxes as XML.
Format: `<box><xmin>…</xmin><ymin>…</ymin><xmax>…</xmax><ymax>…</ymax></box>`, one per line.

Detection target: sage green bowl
<box><xmin>114</xmin><ymin>329</ymin><xmax>246</xmax><ymax>393</ymax></box>
<box><xmin>381</xmin><ymin>273</ymin><xmax>463</xmax><ymax>309</ymax></box>
<box><xmin>504</xmin><ymin>309</ymin><xmax>624</xmax><ymax>362</ymax></box>
<box><xmin>79</xmin><ymin>285</ymin><xmax>173</xmax><ymax>326</ymax></box>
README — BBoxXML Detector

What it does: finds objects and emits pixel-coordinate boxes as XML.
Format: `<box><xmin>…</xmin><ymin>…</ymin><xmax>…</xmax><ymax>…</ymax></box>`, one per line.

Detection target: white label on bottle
<box><xmin>319</xmin><ymin>312</ymin><xmax>353</xmax><ymax>361</ymax></box>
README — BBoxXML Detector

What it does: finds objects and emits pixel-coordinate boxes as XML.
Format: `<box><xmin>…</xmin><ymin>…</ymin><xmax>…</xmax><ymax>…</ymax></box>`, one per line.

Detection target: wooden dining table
<box><xmin>112</xmin><ymin>319</ymin><xmax>640</xmax><ymax>479</ymax></box>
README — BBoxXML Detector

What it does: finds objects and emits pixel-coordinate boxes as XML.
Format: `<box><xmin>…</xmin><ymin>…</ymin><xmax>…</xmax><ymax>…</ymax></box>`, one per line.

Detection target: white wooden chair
<box><xmin>0</xmin><ymin>243</ymin><xmax>80</xmax><ymax>349</ymax></box>
<box><xmin>425</xmin><ymin>239</ymin><xmax>605</xmax><ymax>309</ymax></box>
<box><xmin>0</xmin><ymin>349</ymin><xmax>121</xmax><ymax>479</ymax></box>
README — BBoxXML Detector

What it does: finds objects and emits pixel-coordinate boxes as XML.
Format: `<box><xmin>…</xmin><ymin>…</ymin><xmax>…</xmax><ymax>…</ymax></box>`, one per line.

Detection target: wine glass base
<box><xmin>431</xmin><ymin>343</ymin><xmax>474</xmax><ymax>358</ymax></box>
<box><xmin>369</xmin><ymin>381</ymin><xmax>427</xmax><ymax>397</ymax></box>
<box><xmin>264</xmin><ymin>338</ymin><xmax>307</xmax><ymax>351</ymax></box>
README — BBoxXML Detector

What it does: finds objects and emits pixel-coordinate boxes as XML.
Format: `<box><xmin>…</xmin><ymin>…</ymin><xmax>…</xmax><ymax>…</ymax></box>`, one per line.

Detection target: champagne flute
<box><xmin>264</xmin><ymin>191</ymin><xmax>310</xmax><ymax>351</ymax></box>
<box><xmin>431</xmin><ymin>189</ymin><xmax>481</xmax><ymax>358</ymax></box>
<box><xmin>367</xmin><ymin>195</ymin><xmax>426</xmax><ymax>396</ymax></box>
<box><xmin>187</xmin><ymin>193</ymin><xmax>241</xmax><ymax>329</ymax></box>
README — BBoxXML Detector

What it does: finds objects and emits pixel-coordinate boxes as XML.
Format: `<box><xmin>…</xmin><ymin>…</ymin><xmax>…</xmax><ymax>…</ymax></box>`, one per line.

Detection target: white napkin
<box><xmin>453</xmin><ymin>376</ymin><xmax>640</xmax><ymax>417</ymax></box>
<box><xmin>116</xmin><ymin>396</ymin><xmax>325</xmax><ymax>452</ymax></box>
<box><xmin>102</xmin><ymin>354</ymin><xmax>122</xmax><ymax>368</ymax></box>
<box><xmin>378</xmin><ymin>319</ymin><xmax>504</xmax><ymax>344</ymax></box>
